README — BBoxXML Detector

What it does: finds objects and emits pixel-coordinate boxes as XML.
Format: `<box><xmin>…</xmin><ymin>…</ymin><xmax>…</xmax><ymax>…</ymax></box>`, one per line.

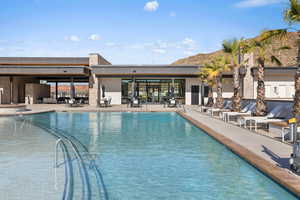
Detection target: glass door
<box><xmin>147</xmin><ymin>86</ymin><xmax>160</xmax><ymax>103</ymax></box>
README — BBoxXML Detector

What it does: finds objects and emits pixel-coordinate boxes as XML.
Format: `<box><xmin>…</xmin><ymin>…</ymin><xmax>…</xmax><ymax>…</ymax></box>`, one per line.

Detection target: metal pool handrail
<box><xmin>15</xmin><ymin>117</ymin><xmax>89</xmax><ymax>200</ymax></box>
<box><xmin>54</xmin><ymin>138</ymin><xmax>74</xmax><ymax>200</ymax></box>
<box><xmin>16</xmin><ymin>116</ymin><xmax>108</xmax><ymax>200</ymax></box>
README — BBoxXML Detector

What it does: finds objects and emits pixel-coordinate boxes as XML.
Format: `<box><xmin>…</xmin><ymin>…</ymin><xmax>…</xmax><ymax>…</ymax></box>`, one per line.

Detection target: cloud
<box><xmin>183</xmin><ymin>51</ymin><xmax>195</xmax><ymax>56</ymax></box>
<box><xmin>235</xmin><ymin>0</ymin><xmax>285</xmax><ymax>8</ymax></box>
<box><xmin>88</xmin><ymin>34</ymin><xmax>101</xmax><ymax>41</ymax></box>
<box><xmin>144</xmin><ymin>1</ymin><xmax>159</xmax><ymax>12</ymax></box>
<box><xmin>152</xmin><ymin>48</ymin><xmax>166</xmax><ymax>54</ymax></box>
<box><xmin>182</xmin><ymin>38</ymin><xmax>197</xmax><ymax>50</ymax></box>
<box><xmin>65</xmin><ymin>35</ymin><xmax>80</xmax><ymax>42</ymax></box>
<box><xmin>169</xmin><ymin>12</ymin><xmax>176</xmax><ymax>17</ymax></box>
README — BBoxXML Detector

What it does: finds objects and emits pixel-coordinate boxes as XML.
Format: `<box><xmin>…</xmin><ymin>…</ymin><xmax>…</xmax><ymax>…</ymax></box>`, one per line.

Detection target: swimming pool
<box><xmin>23</xmin><ymin>112</ymin><xmax>298</xmax><ymax>199</ymax></box>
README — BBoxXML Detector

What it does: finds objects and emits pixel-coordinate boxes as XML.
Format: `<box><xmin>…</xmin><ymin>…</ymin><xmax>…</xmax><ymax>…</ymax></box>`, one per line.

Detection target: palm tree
<box><xmin>260</xmin><ymin>0</ymin><xmax>300</xmax><ymax>117</ymax></box>
<box><xmin>203</xmin><ymin>56</ymin><xmax>231</xmax><ymax>108</ymax></box>
<box><xmin>198</xmin><ymin>70</ymin><xmax>214</xmax><ymax>107</ymax></box>
<box><xmin>244</xmin><ymin>37</ymin><xmax>290</xmax><ymax>116</ymax></box>
<box><xmin>222</xmin><ymin>39</ymin><xmax>246</xmax><ymax>112</ymax></box>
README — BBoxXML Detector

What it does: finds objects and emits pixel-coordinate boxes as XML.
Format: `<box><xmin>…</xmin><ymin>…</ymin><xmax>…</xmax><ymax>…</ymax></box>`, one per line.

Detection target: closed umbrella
<box><xmin>102</xmin><ymin>85</ymin><xmax>106</xmax><ymax>98</ymax></box>
<box><xmin>171</xmin><ymin>86</ymin><xmax>175</xmax><ymax>98</ymax></box>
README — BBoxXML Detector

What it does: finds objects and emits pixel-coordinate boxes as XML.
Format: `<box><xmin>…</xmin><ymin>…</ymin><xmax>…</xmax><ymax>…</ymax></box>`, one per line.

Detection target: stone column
<box><xmin>89</xmin><ymin>54</ymin><xmax>101</xmax><ymax>106</ymax></box>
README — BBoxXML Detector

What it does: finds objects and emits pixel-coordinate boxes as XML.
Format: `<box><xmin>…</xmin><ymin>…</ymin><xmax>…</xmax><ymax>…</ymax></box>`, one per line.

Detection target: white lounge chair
<box><xmin>239</xmin><ymin>106</ymin><xmax>284</xmax><ymax>129</ymax></box>
<box><xmin>207</xmin><ymin>101</ymin><xmax>232</xmax><ymax>116</ymax></box>
<box><xmin>220</xmin><ymin>102</ymin><xmax>256</xmax><ymax>122</ymax></box>
<box><xmin>249</xmin><ymin>106</ymin><xmax>291</xmax><ymax>131</ymax></box>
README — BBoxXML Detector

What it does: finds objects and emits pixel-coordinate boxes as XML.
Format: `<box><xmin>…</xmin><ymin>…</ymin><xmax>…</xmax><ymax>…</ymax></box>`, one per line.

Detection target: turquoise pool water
<box><xmin>27</xmin><ymin>112</ymin><xmax>298</xmax><ymax>200</ymax></box>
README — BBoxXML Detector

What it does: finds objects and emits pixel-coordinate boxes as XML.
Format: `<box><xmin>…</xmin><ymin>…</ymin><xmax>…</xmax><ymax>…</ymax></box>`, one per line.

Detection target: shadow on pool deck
<box><xmin>261</xmin><ymin>145</ymin><xmax>290</xmax><ymax>169</ymax></box>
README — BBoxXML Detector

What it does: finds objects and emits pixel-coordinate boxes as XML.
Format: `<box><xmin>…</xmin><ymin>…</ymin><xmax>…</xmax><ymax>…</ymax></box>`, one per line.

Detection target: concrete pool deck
<box><xmin>180</xmin><ymin>107</ymin><xmax>300</xmax><ymax>197</ymax></box>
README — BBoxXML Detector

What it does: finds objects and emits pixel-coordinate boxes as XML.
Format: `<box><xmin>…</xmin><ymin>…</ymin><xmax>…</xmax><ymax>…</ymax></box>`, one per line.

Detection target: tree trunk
<box><xmin>293</xmin><ymin>31</ymin><xmax>300</xmax><ymax>119</ymax></box>
<box><xmin>256</xmin><ymin>60</ymin><xmax>267</xmax><ymax>116</ymax></box>
<box><xmin>232</xmin><ymin>66</ymin><xmax>241</xmax><ymax>112</ymax></box>
<box><xmin>215</xmin><ymin>76</ymin><xmax>224</xmax><ymax>108</ymax></box>
<box><xmin>206</xmin><ymin>86</ymin><xmax>214</xmax><ymax>107</ymax></box>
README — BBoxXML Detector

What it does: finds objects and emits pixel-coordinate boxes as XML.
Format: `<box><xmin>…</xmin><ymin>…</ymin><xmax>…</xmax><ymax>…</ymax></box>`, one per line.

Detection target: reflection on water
<box><xmin>28</xmin><ymin>112</ymin><xmax>298</xmax><ymax>200</ymax></box>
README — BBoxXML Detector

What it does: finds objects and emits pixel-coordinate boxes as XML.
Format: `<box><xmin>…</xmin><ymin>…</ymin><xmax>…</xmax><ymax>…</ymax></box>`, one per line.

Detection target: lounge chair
<box><xmin>220</xmin><ymin>102</ymin><xmax>256</xmax><ymax>122</ymax></box>
<box><xmin>238</xmin><ymin>106</ymin><xmax>285</xmax><ymax>129</ymax></box>
<box><xmin>207</xmin><ymin>101</ymin><xmax>232</xmax><ymax>116</ymax></box>
<box><xmin>249</xmin><ymin>106</ymin><xmax>292</xmax><ymax>131</ymax></box>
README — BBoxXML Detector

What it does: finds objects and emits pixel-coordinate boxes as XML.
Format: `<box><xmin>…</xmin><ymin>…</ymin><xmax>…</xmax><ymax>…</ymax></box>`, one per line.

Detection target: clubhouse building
<box><xmin>0</xmin><ymin>53</ymin><xmax>296</xmax><ymax>106</ymax></box>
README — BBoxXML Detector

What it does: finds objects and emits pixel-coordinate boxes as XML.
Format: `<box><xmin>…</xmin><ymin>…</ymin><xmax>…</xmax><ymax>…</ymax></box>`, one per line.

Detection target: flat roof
<box><xmin>0</xmin><ymin>57</ymin><xmax>90</xmax><ymax>66</ymax></box>
<box><xmin>0</xmin><ymin>65</ymin><xmax>89</xmax><ymax>76</ymax></box>
<box><xmin>251</xmin><ymin>66</ymin><xmax>297</xmax><ymax>76</ymax></box>
<box><xmin>92</xmin><ymin>65</ymin><xmax>201</xmax><ymax>77</ymax></box>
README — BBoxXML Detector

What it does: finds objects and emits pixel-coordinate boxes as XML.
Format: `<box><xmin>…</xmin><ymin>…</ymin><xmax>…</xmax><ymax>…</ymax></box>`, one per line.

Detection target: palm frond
<box><xmin>275</xmin><ymin>46</ymin><xmax>291</xmax><ymax>51</ymax></box>
<box><xmin>271</xmin><ymin>55</ymin><xmax>282</xmax><ymax>66</ymax></box>
<box><xmin>260</xmin><ymin>29</ymin><xmax>288</xmax><ymax>42</ymax></box>
<box><xmin>284</xmin><ymin>0</ymin><xmax>300</xmax><ymax>24</ymax></box>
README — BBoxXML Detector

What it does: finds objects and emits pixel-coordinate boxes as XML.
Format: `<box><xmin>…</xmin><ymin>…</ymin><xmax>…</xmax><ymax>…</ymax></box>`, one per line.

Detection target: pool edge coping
<box><xmin>177</xmin><ymin>111</ymin><xmax>300</xmax><ymax>198</ymax></box>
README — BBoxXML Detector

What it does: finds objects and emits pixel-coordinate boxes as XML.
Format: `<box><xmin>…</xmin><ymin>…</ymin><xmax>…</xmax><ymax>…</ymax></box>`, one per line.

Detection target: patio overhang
<box><xmin>91</xmin><ymin>65</ymin><xmax>201</xmax><ymax>78</ymax></box>
<box><xmin>0</xmin><ymin>65</ymin><xmax>90</xmax><ymax>77</ymax></box>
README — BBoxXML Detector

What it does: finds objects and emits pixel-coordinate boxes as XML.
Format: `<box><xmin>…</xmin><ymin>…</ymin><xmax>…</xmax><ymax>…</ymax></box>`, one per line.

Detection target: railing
<box><xmin>15</xmin><ymin>117</ymin><xmax>107</xmax><ymax>200</ymax></box>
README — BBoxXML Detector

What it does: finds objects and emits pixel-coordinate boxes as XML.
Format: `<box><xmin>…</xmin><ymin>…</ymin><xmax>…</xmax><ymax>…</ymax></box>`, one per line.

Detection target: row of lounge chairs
<box><xmin>200</xmin><ymin>100</ymin><xmax>294</xmax><ymax>141</ymax></box>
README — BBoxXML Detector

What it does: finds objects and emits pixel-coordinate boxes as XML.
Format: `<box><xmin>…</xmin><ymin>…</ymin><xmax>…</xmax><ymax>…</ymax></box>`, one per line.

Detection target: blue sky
<box><xmin>0</xmin><ymin>0</ymin><xmax>291</xmax><ymax>64</ymax></box>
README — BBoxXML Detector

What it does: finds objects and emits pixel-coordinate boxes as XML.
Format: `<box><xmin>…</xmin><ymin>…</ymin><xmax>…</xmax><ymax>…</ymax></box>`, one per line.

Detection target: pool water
<box><xmin>27</xmin><ymin>112</ymin><xmax>298</xmax><ymax>200</ymax></box>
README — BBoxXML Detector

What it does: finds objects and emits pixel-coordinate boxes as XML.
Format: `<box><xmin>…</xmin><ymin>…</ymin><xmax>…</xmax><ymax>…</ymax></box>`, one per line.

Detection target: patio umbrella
<box><xmin>102</xmin><ymin>85</ymin><xmax>106</xmax><ymax>98</ymax></box>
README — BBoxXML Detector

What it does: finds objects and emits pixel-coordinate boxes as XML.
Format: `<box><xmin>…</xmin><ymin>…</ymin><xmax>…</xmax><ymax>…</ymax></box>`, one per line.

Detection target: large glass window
<box><xmin>121</xmin><ymin>79</ymin><xmax>185</xmax><ymax>104</ymax></box>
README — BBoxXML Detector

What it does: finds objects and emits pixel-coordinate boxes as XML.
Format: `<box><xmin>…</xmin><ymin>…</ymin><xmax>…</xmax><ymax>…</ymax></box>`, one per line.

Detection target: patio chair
<box><xmin>238</xmin><ymin>105</ymin><xmax>285</xmax><ymax>129</ymax></box>
<box><xmin>131</xmin><ymin>97</ymin><xmax>140</xmax><ymax>108</ymax></box>
<box><xmin>99</xmin><ymin>97</ymin><xmax>112</xmax><ymax>107</ymax></box>
<box><xmin>168</xmin><ymin>98</ymin><xmax>177</xmax><ymax>108</ymax></box>
<box><xmin>221</xmin><ymin>102</ymin><xmax>256</xmax><ymax>122</ymax></box>
<box><xmin>68</xmin><ymin>98</ymin><xmax>82</xmax><ymax>107</ymax></box>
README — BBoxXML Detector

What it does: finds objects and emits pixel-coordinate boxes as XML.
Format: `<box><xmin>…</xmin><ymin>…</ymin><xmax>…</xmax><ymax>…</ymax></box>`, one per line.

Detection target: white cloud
<box><xmin>183</xmin><ymin>51</ymin><xmax>195</xmax><ymax>56</ymax></box>
<box><xmin>88</xmin><ymin>34</ymin><xmax>101</xmax><ymax>41</ymax></box>
<box><xmin>182</xmin><ymin>38</ymin><xmax>197</xmax><ymax>50</ymax></box>
<box><xmin>169</xmin><ymin>12</ymin><xmax>176</xmax><ymax>17</ymax></box>
<box><xmin>235</xmin><ymin>0</ymin><xmax>285</xmax><ymax>8</ymax></box>
<box><xmin>144</xmin><ymin>1</ymin><xmax>159</xmax><ymax>12</ymax></box>
<box><xmin>152</xmin><ymin>48</ymin><xmax>166</xmax><ymax>54</ymax></box>
<box><xmin>65</xmin><ymin>35</ymin><xmax>80</xmax><ymax>42</ymax></box>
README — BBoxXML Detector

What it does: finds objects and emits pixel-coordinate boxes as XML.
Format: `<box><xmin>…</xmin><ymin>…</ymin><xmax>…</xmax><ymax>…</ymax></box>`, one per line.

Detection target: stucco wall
<box><xmin>99</xmin><ymin>78</ymin><xmax>122</xmax><ymax>105</ymax></box>
<box><xmin>212</xmin><ymin>78</ymin><xmax>234</xmax><ymax>99</ymax></box>
<box><xmin>185</xmin><ymin>78</ymin><xmax>202</xmax><ymax>105</ymax></box>
<box><xmin>0</xmin><ymin>77</ymin><xmax>11</xmax><ymax>104</ymax></box>
<box><xmin>253</xmin><ymin>75</ymin><xmax>294</xmax><ymax>99</ymax></box>
<box><xmin>25</xmin><ymin>83</ymin><xmax>50</xmax><ymax>104</ymax></box>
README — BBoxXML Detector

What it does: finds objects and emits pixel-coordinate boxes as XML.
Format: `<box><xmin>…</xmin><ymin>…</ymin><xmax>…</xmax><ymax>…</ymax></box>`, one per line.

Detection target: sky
<box><xmin>0</xmin><ymin>0</ymin><xmax>292</xmax><ymax>64</ymax></box>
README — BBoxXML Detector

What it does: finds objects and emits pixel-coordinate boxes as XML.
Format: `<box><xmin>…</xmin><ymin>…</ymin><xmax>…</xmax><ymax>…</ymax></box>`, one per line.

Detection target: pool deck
<box><xmin>181</xmin><ymin>107</ymin><xmax>300</xmax><ymax>197</ymax></box>
<box><xmin>2</xmin><ymin>104</ymin><xmax>300</xmax><ymax>196</ymax></box>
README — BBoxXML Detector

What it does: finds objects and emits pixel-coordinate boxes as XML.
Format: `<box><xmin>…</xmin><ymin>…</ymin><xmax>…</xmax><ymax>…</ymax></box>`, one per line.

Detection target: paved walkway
<box><xmin>185</xmin><ymin>107</ymin><xmax>293</xmax><ymax>170</ymax></box>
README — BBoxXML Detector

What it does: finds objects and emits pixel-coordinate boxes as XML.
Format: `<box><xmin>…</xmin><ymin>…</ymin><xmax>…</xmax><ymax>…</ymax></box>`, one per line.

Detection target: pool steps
<box><xmin>15</xmin><ymin>117</ymin><xmax>108</xmax><ymax>200</ymax></box>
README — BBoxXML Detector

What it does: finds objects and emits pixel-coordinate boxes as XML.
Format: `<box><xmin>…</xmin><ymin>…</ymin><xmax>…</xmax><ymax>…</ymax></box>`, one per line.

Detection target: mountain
<box><xmin>172</xmin><ymin>32</ymin><xmax>298</xmax><ymax>67</ymax></box>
